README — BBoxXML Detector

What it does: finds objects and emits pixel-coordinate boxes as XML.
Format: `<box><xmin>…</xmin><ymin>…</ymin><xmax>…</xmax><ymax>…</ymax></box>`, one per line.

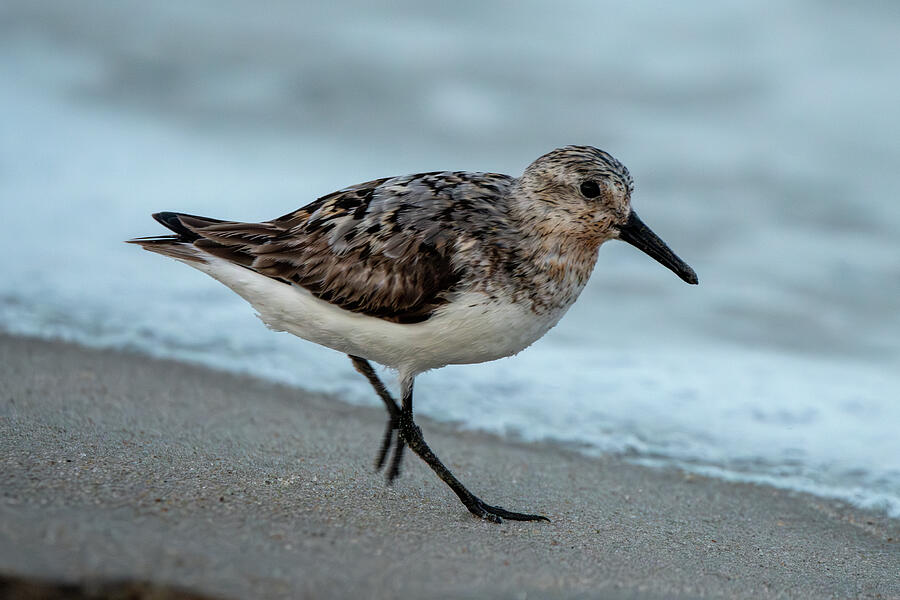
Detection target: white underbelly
<box><xmin>187</xmin><ymin>255</ymin><xmax>568</xmax><ymax>375</ymax></box>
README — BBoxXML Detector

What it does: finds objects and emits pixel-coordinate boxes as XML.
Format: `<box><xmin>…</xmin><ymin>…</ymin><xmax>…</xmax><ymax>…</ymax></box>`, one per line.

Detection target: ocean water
<box><xmin>2</xmin><ymin>1</ymin><xmax>899</xmax><ymax>516</ymax></box>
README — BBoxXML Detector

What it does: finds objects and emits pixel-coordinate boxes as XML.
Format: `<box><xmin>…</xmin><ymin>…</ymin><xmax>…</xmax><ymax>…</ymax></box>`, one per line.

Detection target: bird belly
<box><xmin>417</xmin><ymin>292</ymin><xmax>565</xmax><ymax>368</ymax></box>
<box><xmin>185</xmin><ymin>254</ymin><xmax>566</xmax><ymax>375</ymax></box>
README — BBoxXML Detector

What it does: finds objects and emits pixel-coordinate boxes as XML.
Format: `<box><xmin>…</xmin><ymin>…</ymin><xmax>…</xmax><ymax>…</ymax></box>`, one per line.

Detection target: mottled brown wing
<box><xmin>252</xmin><ymin>174</ymin><xmax>469</xmax><ymax>323</ymax></box>
<box><xmin>172</xmin><ymin>172</ymin><xmax>512</xmax><ymax>323</ymax></box>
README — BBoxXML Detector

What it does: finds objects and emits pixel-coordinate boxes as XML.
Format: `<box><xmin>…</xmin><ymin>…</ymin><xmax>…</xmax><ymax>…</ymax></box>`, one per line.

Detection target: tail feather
<box><xmin>126</xmin><ymin>236</ymin><xmax>208</xmax><ymax>263</ymax></box>
<box><xmin>128</xmin><ymin>211</ymin><xmax>281</xmax><ymax>266</ymax></box>
<box><xmin>125</xmin><ymin>211</ymin><xmax>223</xmax><ymax>263</ymax></box>
<box><xmin>152</xmin><ymin>211</ymin><xmax>226</xmax><ymax>241</ymax></box>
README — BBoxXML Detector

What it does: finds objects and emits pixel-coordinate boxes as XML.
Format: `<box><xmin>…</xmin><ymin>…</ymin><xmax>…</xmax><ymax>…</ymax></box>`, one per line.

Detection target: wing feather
<box><xmin>149</xmin><ymin>172</ymin><xmax>514</xmax><ymax>323</ymax></box>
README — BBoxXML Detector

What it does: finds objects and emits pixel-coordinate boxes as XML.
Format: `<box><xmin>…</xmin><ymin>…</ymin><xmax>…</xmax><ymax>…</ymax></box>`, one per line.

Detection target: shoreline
<box><xmin>2</xmin><ymin>333</ymin><xmax>898</xmax><ymax>599</ymax></box>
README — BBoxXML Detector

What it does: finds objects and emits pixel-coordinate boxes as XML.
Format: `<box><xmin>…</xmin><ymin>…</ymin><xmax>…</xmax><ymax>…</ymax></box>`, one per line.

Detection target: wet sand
<box><xmin>1</xmin><ymin>333</ymin><xmax>897</xmax><ymax>599</ymax></box>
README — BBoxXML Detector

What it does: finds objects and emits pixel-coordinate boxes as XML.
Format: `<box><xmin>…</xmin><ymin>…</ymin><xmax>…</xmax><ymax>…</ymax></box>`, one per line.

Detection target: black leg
<box><xmin>396</xmin><ymin>375</ymin><xmax>549</xmax><ymax>524</ymax></box>
<box><xmin>386</xmin><ymin>435</ymin><xmax>406</xmax><ymax>482</ymax></box>
<box><xmin>375</xmin><ymin>415</ymin><xmax>398</xmax><ymax>472</ymax></box>
<box><xmin>348</xmin><ymin>355</ymin><xmax>406</xmax><ymax>478</ymax></box>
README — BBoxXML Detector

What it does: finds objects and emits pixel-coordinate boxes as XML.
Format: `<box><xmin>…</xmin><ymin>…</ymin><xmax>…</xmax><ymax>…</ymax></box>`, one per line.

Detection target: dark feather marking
<box><xmin>335</xmin><ymin>195</ymin><xmax>361</xmax><ymax>210</ymax></box>
<box><xmin>153</xmin><ymin>212</ymin><xmax>224</xmax><ymax>241</ymax></box>
<box><xmin>137</xmin><ymin>170</ymin><xmax>513</xmax><ymax>323</ymax></box>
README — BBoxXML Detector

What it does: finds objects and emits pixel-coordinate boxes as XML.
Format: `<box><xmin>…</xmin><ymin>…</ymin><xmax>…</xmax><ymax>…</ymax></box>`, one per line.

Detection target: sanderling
<box><xmin>129</xmin><ymin>145</ymin><xmax>698</xmax><ymax>523</ymax></box>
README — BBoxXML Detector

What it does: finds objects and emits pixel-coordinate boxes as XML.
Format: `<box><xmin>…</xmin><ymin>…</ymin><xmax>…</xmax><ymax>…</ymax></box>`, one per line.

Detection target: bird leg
<box><xmin>395</xmin><ymin>375</ymin><xmax>550</xmax><ymax>524</ymax></box>
<box><xmin>349</xmin><ymin>356</ymin><xmax>548</xmax><ymax>522</ymax></box>
<box><xmin>348</xmin><ymin>355</ymin><xmax>406</xmax><ymax>479</ymax></box>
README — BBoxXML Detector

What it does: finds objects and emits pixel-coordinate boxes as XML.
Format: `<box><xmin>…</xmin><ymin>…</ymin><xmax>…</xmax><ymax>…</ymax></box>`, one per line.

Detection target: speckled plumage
<box><xmin>135</xmin><ymin>147</ymin><xmax>636</xmax><ymax>324</ymax></box>
<box><xmin>129</xmin><ymin>145</ymin><xmax>697</xmax><ymax>523</ymax></box>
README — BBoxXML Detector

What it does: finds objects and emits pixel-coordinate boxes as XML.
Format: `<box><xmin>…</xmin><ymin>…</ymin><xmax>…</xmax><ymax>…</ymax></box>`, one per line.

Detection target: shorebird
<box><xmin>129</xmin><ymin>145</ymin><xmax>697</xmax><ymax>523</ymax></box>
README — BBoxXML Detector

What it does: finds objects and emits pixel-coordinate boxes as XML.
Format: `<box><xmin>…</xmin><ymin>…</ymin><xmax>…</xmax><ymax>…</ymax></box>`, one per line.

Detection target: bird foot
<box><xmin>464</xmin><ymin>497</ymin><xmax>550</xmax><ymax>524</ymax></box>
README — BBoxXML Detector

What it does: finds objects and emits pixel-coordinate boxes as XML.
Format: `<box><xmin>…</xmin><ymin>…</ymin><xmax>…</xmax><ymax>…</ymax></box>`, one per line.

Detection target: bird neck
<box><xmin>505</xmin><ymin>192</ymin><xmax>603</xmax><ymax>313</ymax></box>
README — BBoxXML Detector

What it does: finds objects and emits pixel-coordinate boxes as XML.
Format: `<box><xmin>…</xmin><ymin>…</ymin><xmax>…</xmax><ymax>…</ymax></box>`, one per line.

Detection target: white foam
<box><xmin>2</xmin><ymin>2</ymin><xmax>898</xmax><ymax>518</ymax></box>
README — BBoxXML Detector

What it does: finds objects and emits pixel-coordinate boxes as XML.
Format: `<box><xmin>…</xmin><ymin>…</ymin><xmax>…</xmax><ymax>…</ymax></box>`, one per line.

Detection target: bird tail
<box><xmin>127</xmin><ymin>211</ymin><xmax>282</xmax><ymax>266</ymax></box>
<box><xmin>125</xmin><ymin>212</ymin><xmax>225</xmax><ymax>263</ymax></box>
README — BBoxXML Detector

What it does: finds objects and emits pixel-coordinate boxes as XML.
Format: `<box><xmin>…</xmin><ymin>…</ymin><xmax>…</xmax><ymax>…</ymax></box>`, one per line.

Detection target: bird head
<box><xmin>518</xmin><ymin>145</ymin><xmax>698</xmax><ymax>285</ymax></box>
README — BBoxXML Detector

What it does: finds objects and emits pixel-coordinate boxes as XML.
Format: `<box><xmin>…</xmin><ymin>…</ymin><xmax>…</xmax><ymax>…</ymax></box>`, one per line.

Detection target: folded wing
<box><xmin>130</xmin><ymin>172</ymin><xmax>513</xmax><ymax>323</ymax></box>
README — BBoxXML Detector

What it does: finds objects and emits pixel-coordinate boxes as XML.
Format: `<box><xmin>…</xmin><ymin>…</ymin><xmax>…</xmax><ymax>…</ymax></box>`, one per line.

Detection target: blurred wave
<box><xmin>2</xmin><ymin>0</ymin><xmax>898</xmax><ymax>516</ymax></box>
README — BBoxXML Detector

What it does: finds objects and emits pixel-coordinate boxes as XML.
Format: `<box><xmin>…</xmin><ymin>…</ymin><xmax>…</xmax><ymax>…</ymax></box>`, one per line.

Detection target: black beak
<box><xmin>615</xmin><ymin>211</ymin><xmax>698</xmax><ymax>284</ymax></box>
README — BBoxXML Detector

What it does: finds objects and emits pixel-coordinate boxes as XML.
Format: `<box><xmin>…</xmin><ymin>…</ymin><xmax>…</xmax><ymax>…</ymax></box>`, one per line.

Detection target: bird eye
<box><xmin>579</xmin><ymin>180</ymin><xmax>601</xmax><ymax>198</ymax></box>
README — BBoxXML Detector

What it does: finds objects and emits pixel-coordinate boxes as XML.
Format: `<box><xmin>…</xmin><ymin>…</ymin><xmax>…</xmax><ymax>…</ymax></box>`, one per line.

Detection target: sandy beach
<box><xmin>1</xmin><ymin>333</ymin><xmax>897</xmax><ymax>599</ymax></box>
